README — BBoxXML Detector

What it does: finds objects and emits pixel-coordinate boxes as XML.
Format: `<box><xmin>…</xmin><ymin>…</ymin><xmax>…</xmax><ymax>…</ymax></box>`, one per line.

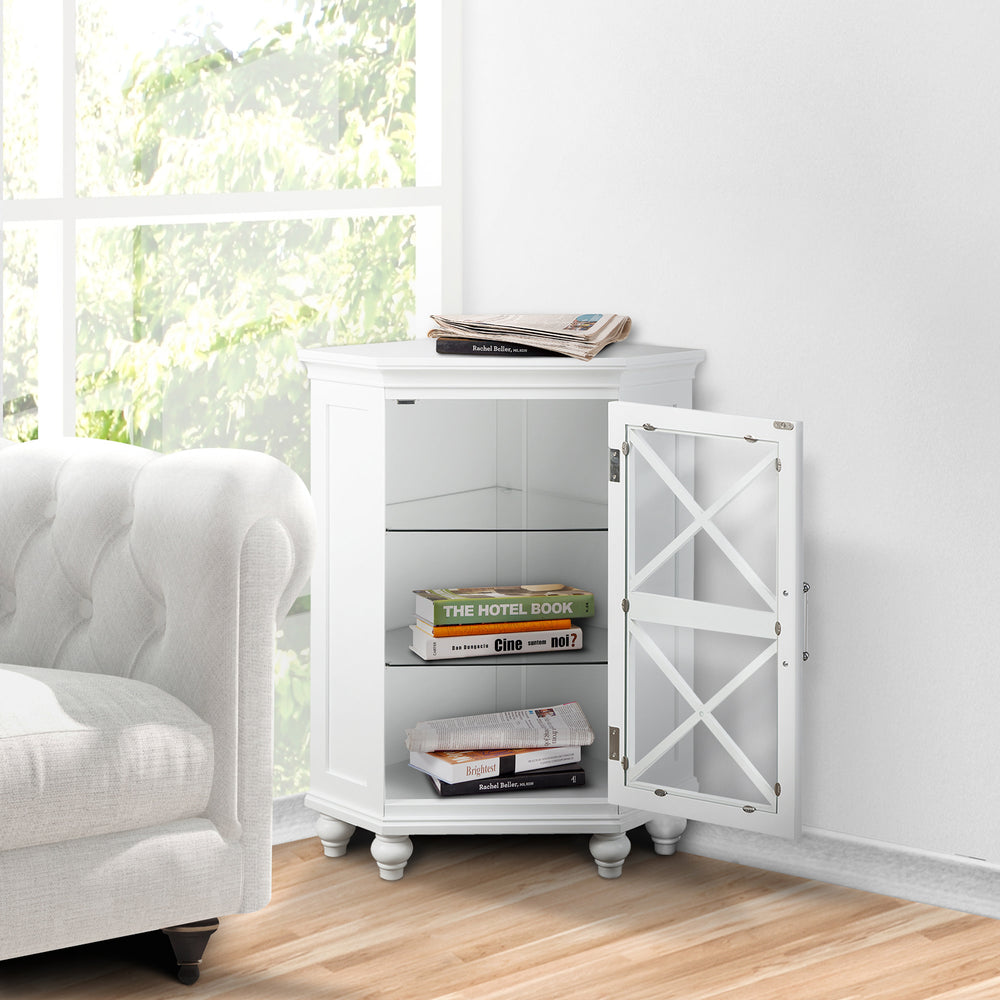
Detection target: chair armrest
<box><xmin>0</xmin><ymin>439</ymin><xmax>315</xmax><ymax>850</ymax></box>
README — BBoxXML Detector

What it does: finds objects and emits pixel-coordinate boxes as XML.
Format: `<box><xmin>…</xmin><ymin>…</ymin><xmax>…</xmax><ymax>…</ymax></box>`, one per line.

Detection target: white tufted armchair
<box><xmin>0</xmin><ymin>437</ymin><xmax>314</xmax><ymax>983</ymax></box>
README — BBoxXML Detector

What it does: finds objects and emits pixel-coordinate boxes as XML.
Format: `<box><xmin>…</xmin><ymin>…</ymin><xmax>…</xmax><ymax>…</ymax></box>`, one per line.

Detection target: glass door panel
<box><xmin>608</xmin><ymin>403</ymin><xmax>802</xmax><ymax>838</ymax></box>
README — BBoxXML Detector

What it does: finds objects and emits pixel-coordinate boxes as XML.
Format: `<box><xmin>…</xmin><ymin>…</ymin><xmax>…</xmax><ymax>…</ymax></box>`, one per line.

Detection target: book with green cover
<box><xmin>413</xmin><ymin>584</ymin><xmax>595</xmax><ymax>627</ymax></box>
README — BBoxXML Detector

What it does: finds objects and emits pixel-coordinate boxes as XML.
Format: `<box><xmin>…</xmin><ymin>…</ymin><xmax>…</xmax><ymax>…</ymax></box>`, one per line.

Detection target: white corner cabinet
<box><xmin>300</xmin><ymin>341</ymin><xmax>804</xmax><ymax>880</ymax></box>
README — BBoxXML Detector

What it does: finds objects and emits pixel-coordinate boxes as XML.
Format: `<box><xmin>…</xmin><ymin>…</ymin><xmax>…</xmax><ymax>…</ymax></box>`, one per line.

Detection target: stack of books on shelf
<box><xmin>428</xmin><ymin>313</ymin><xmax>631</xmax><ymax>361</ymax></box>
<box><xmin>406</xmin><ymin>702</ymin><xmax>594</xmax><ymax>797</ymax></box>
<box><xmin>408</xmin><ymin>584</ymin><xmax>594</xmax><ymax>661</ymax></box>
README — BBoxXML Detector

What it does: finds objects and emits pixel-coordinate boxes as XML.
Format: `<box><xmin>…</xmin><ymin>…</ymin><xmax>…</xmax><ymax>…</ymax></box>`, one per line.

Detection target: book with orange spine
<box><xmin>408</xmin><ymin>625</ymin><xmax>583</xmax><ymax>661</ymax></box>
<box><xmin>413</xmin><ymin>618</ymin><xmax>572</xmax><ymax>638</ymax></box>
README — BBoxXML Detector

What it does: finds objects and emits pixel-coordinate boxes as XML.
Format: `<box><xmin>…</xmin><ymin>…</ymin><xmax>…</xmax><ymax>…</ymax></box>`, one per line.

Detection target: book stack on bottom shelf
<box><xmin>405</xmin><ymin>702</ymin><xmax>595</xmax><ymax>798</ymax></box>
<box><xmin>411</xmin><ymin>746</ymin><xmax>585</xmax><ymax>796</ymax></box>
<box><xmin>409</xmin><ymin>584</ymin><xmax>594</xmax><ymax>661</ymax></box>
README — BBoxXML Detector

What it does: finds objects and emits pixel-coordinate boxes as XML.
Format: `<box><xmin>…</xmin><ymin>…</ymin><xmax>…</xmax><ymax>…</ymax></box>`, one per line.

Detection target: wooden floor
<box><xmin>3</xmin><ymin>829</ymin><xmax>998</xmax><ymax>999</ymax></box>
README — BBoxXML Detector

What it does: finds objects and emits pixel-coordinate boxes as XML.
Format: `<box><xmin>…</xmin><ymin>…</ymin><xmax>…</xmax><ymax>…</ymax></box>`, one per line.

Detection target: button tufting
<box><xmin>78</xmin><ymin>597</ymin><xmax>93</xmax><ymax>620</ymax></box>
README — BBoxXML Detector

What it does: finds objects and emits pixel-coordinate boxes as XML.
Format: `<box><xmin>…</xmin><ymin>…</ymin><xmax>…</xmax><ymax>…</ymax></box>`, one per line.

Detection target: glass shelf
<box><xmin>385</xmin><ymin>625</ymin><xmax>608</xmax><ymax>667</ymax></box>
<box><xmin>385</xmin><ymin>486</ymin><xmax>607</xmax><ymax>533</ymax></box>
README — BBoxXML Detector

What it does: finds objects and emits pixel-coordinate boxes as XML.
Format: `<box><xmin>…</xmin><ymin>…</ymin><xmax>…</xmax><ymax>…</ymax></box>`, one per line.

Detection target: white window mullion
<box><xmin>2</xmin><ymin>188</ymin><xmax>447</xmax><ymax>226</ymax></box>
<box><xmin>36</xmin><ymin>222</ymin><xmax>70</xmax><ymax>439</ymax></box>
<box><xmin>415</xmin><ymin>0</ymin><xmax>461</xmax><ymax>323</ymax></box>
<box><xmin>440</xmin><ymin>0</ymin><xmax>462</xmax><ymax>313</ymax></box>
<box><xmin>61</xmin><ymin>0</ymin><xmax>77</xmax><ymax>439</ymax></box>
<box><xmin>1</xmin><ymin>0</ymin><xmax>4</xmax><ymax>413</ymax></box>
<box><xmin>37</xmin><ymin>0</ymin><xmax>76</xmax><ymax>438</ymax></box>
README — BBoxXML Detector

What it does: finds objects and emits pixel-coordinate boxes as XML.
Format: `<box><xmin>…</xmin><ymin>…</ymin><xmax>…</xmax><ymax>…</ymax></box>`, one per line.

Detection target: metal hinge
<box><xmin>774</xmin><ymin>782</ymin><xmax>782</xmax><ymax>797</ymax></box>
<box><xmin>621</xmin><ymin>598</ymin><xmax>630</xmax><ymax>613</ymax></box>
<box><xmin>608</xmin><ymin>726</ymin><xmax>620</xmax><ymax>761</ymax></box>
<box><xmin>621</xmin><ymin>440</ymin><xmax>630</xmax><ymax>455</ymax></box>
<box><xmin>773</xmin><ymin>420</ymin><xmax>794</xmax><ymax>431</ymax></box>
<box><xmin>622</xmin><ymin>756</ymin><xmax>629</xmax><ymax>772</ymax></box>
<box><xmin>803</xmin><ymin>581</ymin><xmax>811</xmax><ymax>662</ymax></box>
<box><xmin>742</xmin><ymin>805</ymin><xmax>756</xmax><ymax>813</ymax></box>
<box><xmin>775</xmin><ymin>457</ymin><xmax>782</xmax><ymax>472</ymax></box>
<box><xmin>609</xmin><ymin>448</ymin><xmax>620</xmax><ymax>482</ymax></box>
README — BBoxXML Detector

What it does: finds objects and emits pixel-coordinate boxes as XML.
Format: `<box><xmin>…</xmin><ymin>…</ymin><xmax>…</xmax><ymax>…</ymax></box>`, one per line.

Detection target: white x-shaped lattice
<box><xmin>626</xmin><ymin>429</ymin><xmax>780</xmax><ymax>806</ymax></box>
<box><xmin>628</xmin><ymin>433</ymin><xmax>776</xmax><ymax>611</ymax></box>
<box><xmin>628</xmin><ymin>621</ymin><xmax>778</xmax><ymax>806</ymax></box>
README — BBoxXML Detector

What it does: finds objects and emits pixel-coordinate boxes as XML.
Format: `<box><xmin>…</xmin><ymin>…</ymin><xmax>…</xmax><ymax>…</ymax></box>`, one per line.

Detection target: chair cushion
<box><xmin>0</xmin><ymin>664</ymin><xmax>214</xmax><ymax>851</ymax></box>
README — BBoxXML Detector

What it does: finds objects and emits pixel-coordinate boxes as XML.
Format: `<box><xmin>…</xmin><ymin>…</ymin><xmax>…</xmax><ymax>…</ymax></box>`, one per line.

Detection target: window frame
<box><xmin>1</xmin><ymin>0</ymin><xmax>462</xmax><ymax>438</ymax></box>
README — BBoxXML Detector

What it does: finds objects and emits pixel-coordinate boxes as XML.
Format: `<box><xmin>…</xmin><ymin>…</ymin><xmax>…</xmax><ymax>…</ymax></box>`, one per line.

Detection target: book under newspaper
<box><xmin>409</xmin><ymin>745</ymin><xmax>583</xmax><ymax>783</ymax></box>
<box><xmin>434</xmin><ymin>337</ymin><xmax>560</xmax><ymax>358</ymax></box>
<box><xmin>404</xmin><ymin>702</ymin><xmax>595</xmax><ymax>753</ymax></box>
<box><xmin>424</xmin><ymin>764</ymin><xmax>586</xmax><ymax>797</ymax></box>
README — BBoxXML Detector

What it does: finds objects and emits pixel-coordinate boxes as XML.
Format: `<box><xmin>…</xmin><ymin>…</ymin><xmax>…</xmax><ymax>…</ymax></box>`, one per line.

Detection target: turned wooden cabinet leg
<box><xmin>589</xmin><ymin>832</ymin><xmax>632</xmax><ymax>878</ymax></box>
<box><xmin>316</xmin><ymin>814</ymin><xmax>356</xmax><ymax>858</ymax></box>
<box><xmin>646</xmin><ymin>816</ymin><xmax>688</xmax><ymax>856</ymax></box>
<box><xmin>371</xmin><ymin>834</ymin><xmax>413</xmax><ymax>880</ymax></box>
<box><xmin>162</xmin><ymin>918</ymin><xmax>219</xmax><ymax>985</ymax></box>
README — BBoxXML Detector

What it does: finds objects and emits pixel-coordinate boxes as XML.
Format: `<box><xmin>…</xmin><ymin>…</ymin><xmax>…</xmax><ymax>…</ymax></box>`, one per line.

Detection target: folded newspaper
<box><xmin>405</xmin><ymin>702</ymin><xmax>595</xmax><ymax>752</ymax></box>
<box><xmin>428</xmin><ymin>313</ymin><xmax>631</xmax><ymax>361</ymax></box>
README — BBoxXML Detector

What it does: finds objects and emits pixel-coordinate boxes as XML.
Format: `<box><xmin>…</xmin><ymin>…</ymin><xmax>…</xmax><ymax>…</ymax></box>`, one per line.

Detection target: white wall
<box><xmin>462</xmin><ymin>1</ymin><xmax>1000</xmax><ymax>864</ymax></box>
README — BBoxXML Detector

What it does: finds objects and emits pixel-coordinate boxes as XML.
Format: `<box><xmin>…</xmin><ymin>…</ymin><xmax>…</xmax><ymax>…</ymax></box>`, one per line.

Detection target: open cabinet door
<box><xmin>607</xmin><ymin>402</ymin><xmax>804</xmax><ymax>838</ymax></box>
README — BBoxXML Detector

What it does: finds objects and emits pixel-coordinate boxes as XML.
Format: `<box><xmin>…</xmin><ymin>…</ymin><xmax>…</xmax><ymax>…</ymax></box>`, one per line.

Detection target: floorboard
<box><xmin>2</xmin><ymin>830</ymin><xmax>997</xmax><ymax>999</ymax></box>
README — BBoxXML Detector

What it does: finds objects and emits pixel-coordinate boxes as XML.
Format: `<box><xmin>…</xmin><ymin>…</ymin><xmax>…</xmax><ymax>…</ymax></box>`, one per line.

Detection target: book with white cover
<box><xmin>409</xmin><ymin>745</ymin><xmax>583</xmax><ymax>784</ymax></box>
<box><xmin>409</xmin><ymin>624</ymin><xmax>582</xmax><ymax>661</ymax></box>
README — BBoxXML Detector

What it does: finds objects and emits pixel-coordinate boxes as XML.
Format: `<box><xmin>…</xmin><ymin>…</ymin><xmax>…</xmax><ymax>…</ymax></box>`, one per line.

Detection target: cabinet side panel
<box><xmin>310</xmin><ymin>382</ymin><xmax>386</xmax><ymax>817</ymax></box>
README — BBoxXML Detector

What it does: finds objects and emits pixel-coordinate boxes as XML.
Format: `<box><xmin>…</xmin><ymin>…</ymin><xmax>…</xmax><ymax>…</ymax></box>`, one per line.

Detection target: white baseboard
<box><xmin>272</xmin><ymin>793</ymin><xmax>317</xmax><ymax>846</ymax></box>
<box><xmin>270</xmin><ymin>797</ymin><xmax>1000</xmax><ymax>919</ymax></box>
<box><xmin>679</xmin><ymin>821</ymin><xmax>1000</xmax><ymax>920</ymax></box>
